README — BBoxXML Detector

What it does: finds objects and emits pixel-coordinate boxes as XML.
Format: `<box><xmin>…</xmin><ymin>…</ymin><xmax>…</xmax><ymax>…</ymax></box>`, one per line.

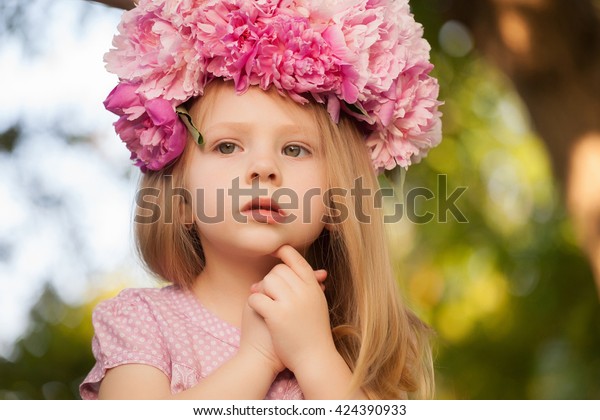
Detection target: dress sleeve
<box><xmin>79</xmin><ymin>289</ymin><xmax>171</xmax><ymax>399</ymax></box>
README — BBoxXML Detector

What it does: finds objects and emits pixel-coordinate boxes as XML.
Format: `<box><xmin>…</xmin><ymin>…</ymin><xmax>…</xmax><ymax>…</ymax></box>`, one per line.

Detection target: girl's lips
<box><xmin>241</xmin><ymin>197</ymin><xmax>288</xmax><ymax>224</ymax></box>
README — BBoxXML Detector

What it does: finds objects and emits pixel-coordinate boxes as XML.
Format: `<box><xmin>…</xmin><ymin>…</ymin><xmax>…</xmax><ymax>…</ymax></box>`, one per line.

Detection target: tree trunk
<box><xmin>446</xmin><ymin>0</ymin><xmax>600</xmax><ymax>296</ymax></box>
<box><xmin>90</xmin><ymin>0</ymin><xmax>134</xmax><ymax>10</ymax></box>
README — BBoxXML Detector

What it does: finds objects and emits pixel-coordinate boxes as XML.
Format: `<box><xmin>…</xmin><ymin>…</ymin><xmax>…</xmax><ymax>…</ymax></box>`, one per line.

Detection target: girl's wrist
<box><xmin>289</xmin><ymin>339</ymin><xmax>339</xmax><ymax>377</ymax></box>
<box><xmin>292</xmin><ymin>346</ymin><xmax>364</xmax><ymax>400</ymax></box>
<box><xmin>236</xmin><ymin>346</ymin><xmax>283</xmax><ymax>380</ymax></box>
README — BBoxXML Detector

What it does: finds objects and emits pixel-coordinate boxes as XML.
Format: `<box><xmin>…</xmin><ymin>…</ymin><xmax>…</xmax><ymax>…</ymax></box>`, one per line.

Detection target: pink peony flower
<box><xmin>366</xmin><ymin>63</ymin><xmax>443</xmax><ymax>172</ymax></box>
<box><xmin>105</xmin><ymin>0</ymin><xmax>202</xmax><ymax>101</ymax></box>
<box><xmin>104</xmin><ymin>82</ymin><xmax>187</xmax><ymax>172</ymax></box>
<box><xmin>267</xmin><ymin>15</ymin><xmax>345</xmax><ymax>102</ymax></box>
<box><xmin>199</xmin><ymin>3</ymin><xmax>269</xmax><ymax>93</ymax></box>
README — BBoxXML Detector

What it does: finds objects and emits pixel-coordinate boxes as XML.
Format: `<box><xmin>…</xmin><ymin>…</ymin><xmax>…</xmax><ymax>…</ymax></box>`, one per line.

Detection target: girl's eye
<box><xmin>283</xmin><ymin>144</ymin><xmax>310</xmax><ymax>158</ymax></box>
<box><xmin>217</xmin><ymin>142</ymin><xmax>238</xmax><ymax>154</ymax></box>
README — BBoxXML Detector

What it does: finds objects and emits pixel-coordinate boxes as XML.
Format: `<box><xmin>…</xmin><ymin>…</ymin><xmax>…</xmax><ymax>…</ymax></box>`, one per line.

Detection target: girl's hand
<box><xmin>239</xmin><ymin>302</ymin><xmax>285</xmax><ymax>377</ymax></box>
<box><xmin>247</xmin><ymin>245</ymin><xmax>335</xmax><ymax>374</ymax></box>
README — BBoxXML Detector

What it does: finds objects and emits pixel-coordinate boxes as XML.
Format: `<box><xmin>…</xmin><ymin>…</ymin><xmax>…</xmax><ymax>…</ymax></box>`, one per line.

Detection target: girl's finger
<box><xmin>314</xmin><ymin>269</ymin><xmax>327</xmax><ymax>292</ymax></box>
<box><xmin>314</xmin><ymin>269</ymin><xmax>327</xmax><ymax>283</ymax></box>
<box><xmin>250</xmin><ymin>282</ymin><xmax>262</xmax><ymax>294</ymax></box>
<box><xmin>254</xmin><ymin>271</ymin><xmax>294</xmax><ymax>301</ymax></box>
<box><xmin>247</xmin><ymin>292</ymin><xmax>274</xmax><ymax>319</ymax></box>
<box><xmin>271</xmin><ymin>245</ymin><xmax>321</xmax><ymax>284</ymax></box>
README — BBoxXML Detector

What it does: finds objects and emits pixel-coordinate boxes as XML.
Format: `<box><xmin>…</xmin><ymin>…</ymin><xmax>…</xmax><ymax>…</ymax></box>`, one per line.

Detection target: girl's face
<box><xmin>185</xmin><ymin>83</ymin><xmax>329</xmax><ymax>259</ymax></box>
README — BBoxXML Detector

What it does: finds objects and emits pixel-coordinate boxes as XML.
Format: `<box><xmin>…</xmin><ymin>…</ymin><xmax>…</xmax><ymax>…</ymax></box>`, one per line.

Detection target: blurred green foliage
<box><xmin>0</xmin><ymin>0</ymin><xmax>599</xmax><ymax>400</ymax></box>
<box><xmin>403</xmin><ymin>3</ymin><xmax>599</xmax><ymax>398</ymax></box>
<box><xmin>390</xmin><ymin>53</ymin><xmax>600</xmax><ymax>398</ymax></box>
<box><xmin>0</xmin><ymin>286</ymin><xmax>95</xmax><ymax>399</ymax></box>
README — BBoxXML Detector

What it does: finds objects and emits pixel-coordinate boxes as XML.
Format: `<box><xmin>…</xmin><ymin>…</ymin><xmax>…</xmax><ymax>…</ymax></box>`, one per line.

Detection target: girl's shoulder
<box><xmin>92</xmin><ymin>285</ymin><xmax>240</xmax><ymax>347</ymax></box>
<box><xmin>99</xmin><ymin>284</ymin><xmax>185</xmax><ymax>304</ymax></box>
<box><xmin>92</xmin><ymin>285</ymin><xmax>188</xmax><ymax>322</ymax></box>
<box><xmin>81</xmin><ymin>286</ymin><xmax>184</xmax><ymax>399</ymax></box>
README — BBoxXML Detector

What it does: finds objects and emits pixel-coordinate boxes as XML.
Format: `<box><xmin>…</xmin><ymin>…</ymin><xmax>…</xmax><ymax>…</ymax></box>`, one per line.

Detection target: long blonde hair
<box><xmin>135</xmin><ymin>80</ymin><xmax>434</xmax><ymax>399</ymax></box>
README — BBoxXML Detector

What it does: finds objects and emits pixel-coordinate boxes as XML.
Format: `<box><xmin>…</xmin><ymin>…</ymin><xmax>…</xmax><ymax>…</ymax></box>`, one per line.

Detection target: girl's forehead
<box><xmin>193</xmin><ymin>84</ymin><xmax>321</xmax><ymax>136</ymax></box>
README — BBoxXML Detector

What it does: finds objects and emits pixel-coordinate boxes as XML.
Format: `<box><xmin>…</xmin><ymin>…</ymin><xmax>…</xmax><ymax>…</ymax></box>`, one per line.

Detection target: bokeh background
<box><xmin>1</xmin><ymin>0</ymin><xmax>599</xmax><ymax>399</ymax></box>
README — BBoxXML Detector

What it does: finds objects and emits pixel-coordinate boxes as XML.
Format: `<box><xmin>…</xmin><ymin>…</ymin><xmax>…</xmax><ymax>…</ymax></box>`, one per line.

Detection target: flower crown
<box><xmin>104</xmin><ymin>0</ymin><xmax>442</xmax><ymax>173</ymax></box>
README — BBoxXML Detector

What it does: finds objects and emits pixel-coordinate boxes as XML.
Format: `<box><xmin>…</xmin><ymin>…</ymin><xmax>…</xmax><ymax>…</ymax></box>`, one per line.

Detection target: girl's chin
<box><xmin>223</xmin><ymin>242</ymin><xmax>306</xmax><ymax>260</ymax></box>
<box><xmin>214</xmin><ymin>242</ymin><xmax>284</xmax><ymax>259</ymax></box>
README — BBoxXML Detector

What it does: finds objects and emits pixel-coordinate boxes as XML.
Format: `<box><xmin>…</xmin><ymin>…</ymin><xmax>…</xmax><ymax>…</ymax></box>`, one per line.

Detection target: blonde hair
<box><xmin>135</xmin><ymin>80</ymin><xmax>434</xmax><ymax>399</ymax></box>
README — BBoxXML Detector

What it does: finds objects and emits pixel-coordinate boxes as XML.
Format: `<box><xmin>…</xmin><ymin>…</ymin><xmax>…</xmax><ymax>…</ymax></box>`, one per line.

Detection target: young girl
<box><xmin>80</xmin><ymin>0</ymin><xmax>442</xmax><ymax>400</ymax></box>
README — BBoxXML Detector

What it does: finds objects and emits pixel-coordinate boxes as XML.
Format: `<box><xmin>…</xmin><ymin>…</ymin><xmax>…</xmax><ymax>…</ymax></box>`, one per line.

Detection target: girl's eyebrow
<box><xmin>203</xmin><ymin>122</ymin><xmax>312</xmax><ymax>138</ymax></box>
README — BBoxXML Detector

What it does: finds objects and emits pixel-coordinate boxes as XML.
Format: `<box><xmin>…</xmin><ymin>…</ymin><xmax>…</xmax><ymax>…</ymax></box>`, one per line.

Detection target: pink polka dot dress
<box><xmin>79</xmin><ymin>286</ymin><xmax>303</xmax><ymax>399</ymax></box>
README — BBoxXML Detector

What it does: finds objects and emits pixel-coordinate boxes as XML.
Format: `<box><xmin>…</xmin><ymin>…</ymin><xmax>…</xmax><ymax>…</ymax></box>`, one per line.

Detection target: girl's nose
<box><xmin>246</xmin><ymin>155</ymin><xmax>281</xmax><ymax>185</ymax></box>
